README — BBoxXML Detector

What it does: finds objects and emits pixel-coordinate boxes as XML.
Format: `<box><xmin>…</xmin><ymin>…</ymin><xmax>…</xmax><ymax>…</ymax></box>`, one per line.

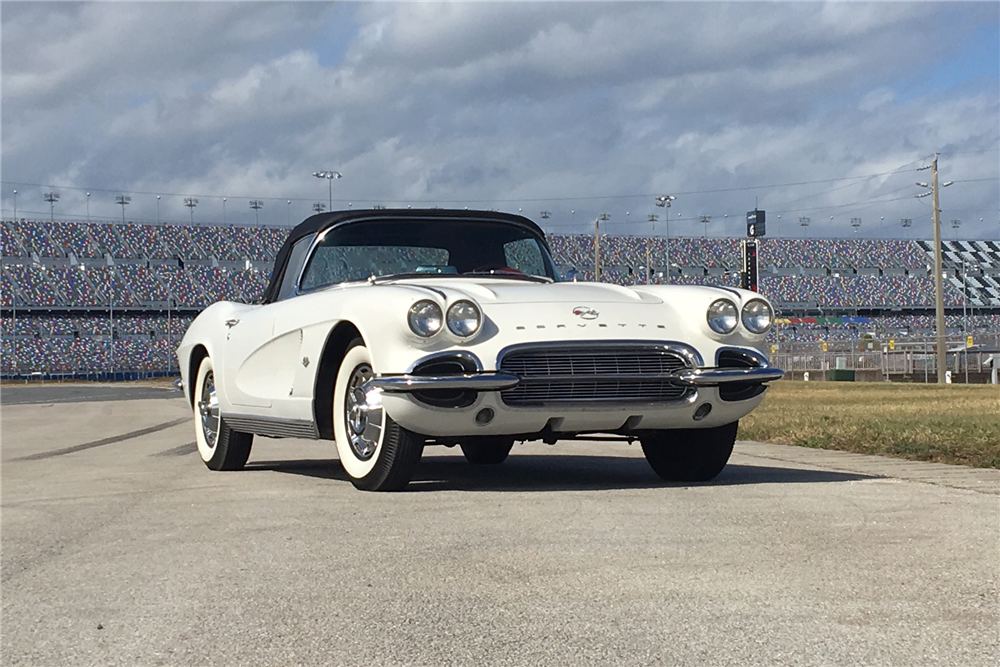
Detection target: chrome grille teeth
<box><xmin>499</xmin><ymin>346</ymin><xmax>693</xmax><ymax>406</ymax></box>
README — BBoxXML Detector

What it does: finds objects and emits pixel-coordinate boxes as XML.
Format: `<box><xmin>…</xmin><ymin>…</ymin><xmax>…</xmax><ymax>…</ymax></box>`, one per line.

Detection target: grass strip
<box><xmin>738</xmin><ymin>381</ymin><xmax>1000</xmax><ymax>469</ymax></box>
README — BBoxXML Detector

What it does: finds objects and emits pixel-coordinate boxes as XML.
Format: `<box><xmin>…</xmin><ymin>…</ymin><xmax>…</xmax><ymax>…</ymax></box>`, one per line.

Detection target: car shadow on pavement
<box><xmin>247</xmin><ymin>454</ymin><xmax>878</xmax><ymax>492</ymax></box>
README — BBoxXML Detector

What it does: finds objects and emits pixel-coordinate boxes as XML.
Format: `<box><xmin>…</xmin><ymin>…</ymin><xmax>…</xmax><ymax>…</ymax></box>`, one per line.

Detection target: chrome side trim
<box><xmin>671</xmin><ymin>367</ymin><xmax>786</xmax><ymax>386</ymax></box>
<box><xmin>224</xmin><ymin>415</ymin><xmax>320</xmax><ymax>440</ymax></box>
<box><xmin>365</xmin><ymin>372</ymin><xmax>520</xmax><ymax>393</ymax></box>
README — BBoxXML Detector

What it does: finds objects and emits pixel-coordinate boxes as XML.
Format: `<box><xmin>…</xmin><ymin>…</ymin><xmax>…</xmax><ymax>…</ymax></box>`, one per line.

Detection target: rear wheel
<box><xmin>640</xmin><ymin>421</ymin><xmax>738</xmax><ymax>482</ymax></box>
<box><xmin>193</xmin><ymin>355</ymin><xmax>253</xmax><ymax>470</ymax></box>
<box><xmin>460</xmin><ymin>437</ymin><xmax>514</xmax><ymax>465</ymax></box>
<box><xmin>333</xmin><ymin>341</ymin><xmax>423</xmax><ymax>491</ymax></box>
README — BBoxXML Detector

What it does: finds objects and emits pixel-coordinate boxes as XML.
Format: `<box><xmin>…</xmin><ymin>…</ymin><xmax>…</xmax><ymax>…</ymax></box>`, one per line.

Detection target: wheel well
<box><xmin>188</xmin><ymin>345</ymin><xmax>209</xmax><ymax>409</ymax></box>
<box><xmin>314</xmin><ymin>322</ymin><xmax>362</xmax><ymax>440</ymax></box>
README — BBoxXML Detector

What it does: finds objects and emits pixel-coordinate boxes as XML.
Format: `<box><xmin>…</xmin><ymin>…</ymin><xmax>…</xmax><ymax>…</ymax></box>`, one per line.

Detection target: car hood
<box><xmin>380</xmin><ymin>277</ymin><xmax>666</xmax><ymax>305</ymax></box>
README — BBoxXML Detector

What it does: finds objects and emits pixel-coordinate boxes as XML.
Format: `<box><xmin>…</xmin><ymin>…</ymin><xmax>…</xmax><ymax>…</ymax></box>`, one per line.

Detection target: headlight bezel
<box><xmin>407</xmin><ymin>299</ymin><xmax>444</xmax><ymax>338</ymax></box>
<box><xmin>741</xmin><ymin>298</ymin><xmax>774</xmax><ymax>334</ymax></box>
<box><xmin>707</xmin><ymin>298</ymin><xmax>739</xmax><ymax>335</ymax></box>
<box><xmin>446</xmin><ymin>300</ymin><xmax>482</xmax><ymax>338</ymax></box>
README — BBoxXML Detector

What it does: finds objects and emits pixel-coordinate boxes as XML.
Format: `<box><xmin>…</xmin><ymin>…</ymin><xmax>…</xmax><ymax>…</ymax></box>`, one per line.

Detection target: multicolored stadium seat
<box><xmin>2</xmin><ymin>218</ymin><xmax>998</xmax><ymax>377</ymax></box>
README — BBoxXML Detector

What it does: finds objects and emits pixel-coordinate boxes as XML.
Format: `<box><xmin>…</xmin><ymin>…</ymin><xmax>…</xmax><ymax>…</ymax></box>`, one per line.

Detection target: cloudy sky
<box><xmin>2</xmin><ymin>1</ymin><xmax>998</xmax><ymax>239</ymax></box>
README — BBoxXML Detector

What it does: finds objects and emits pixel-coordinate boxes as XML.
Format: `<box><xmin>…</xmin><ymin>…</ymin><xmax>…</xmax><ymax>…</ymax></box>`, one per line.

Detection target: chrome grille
<box><xmin>499</xmin><ymin>345</ymin><xmax>693</xmax><ymax>406</ymax></box>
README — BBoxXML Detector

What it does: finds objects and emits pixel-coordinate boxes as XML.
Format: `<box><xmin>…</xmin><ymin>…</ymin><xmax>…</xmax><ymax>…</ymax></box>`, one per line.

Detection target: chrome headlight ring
<box><xmin>741</xmin><ymin>298</ymin><xmax>774</xmax><ymax>334</ymax></box>
<box><xmin>446</xmin><ymin>300</ymin><xmax>482</xmax><ymax>337</ymax></box>
<box><xmin>408</xmin><ymin>300</ymin><xmax>443</xmax><ymax>337</ymax></box>
<box><xmin>707</xmin><ymin>299</ymin><xmax>739</xmax><ymax>334</ymax></box>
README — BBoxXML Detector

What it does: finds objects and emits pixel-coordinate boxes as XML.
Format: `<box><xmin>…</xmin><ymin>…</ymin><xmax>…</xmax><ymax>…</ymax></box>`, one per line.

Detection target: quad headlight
<box><xmin>408</xmin><ymin>300</ymin><xmax>443</xmax><ymax>337</ymax></box>
<box><xmin>446</xmin><ymin>300</ymin><xmax>482</xmax><ymax>337</ymax></box>
<box><xmin>707</xmin><ymin>299</ymin><xmax>739</xmax><ymax>334</ymax></box>
<box><xmin>741</xmin><ymin>299</ymin><xmax>774</xmax><ymax>334</ymax></box>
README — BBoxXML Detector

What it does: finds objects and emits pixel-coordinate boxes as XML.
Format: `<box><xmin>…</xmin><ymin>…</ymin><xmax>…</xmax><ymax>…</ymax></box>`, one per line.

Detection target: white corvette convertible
<box><xmin>178</xmin><ymin>209</ymin><xmax>783</xmax><ymax>491</ymax></box>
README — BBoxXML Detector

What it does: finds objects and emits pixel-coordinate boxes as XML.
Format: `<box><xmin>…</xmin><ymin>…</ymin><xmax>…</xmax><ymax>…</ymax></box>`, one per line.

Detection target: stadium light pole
<box><xmin>86</xmin><ymin>192</ymin><xmax>91</xmax><ymax>223</ymax></box>
<box><xmin>12</xmin><ymin>189</ymin><xmax>16</xmax><ymax>221</ymax></box>
<box><xmin>595</xmin><ymin>213</ymin><xmax>610</xmax><ymax>282</ymax></box>
<box><xmin>647</xmin><ymin>213</ymin><xmax>658</xmax><ymax>284</ymax></box>
<box><xmin>156</xmin><ymin>195</ymin><xmax>161</xmax><ymax>224</ymax></box>
<box><xmin>539</xmin><ymin>210</ymin><xmax>551</xmax><ymax>235</ymax></box>
<box><xmin>312</xmin><ymin>170</ymin><xmax>342</xmax><ymax>211</ymax></box>
<box><xmin>222</xmin><ymin>197</ymin><xmax>227</xmax><ymax>225</ymax></box>
<box><xmin>700</xmin><ymin>215</ymin><xmax>711</xmax><ymax>238</ymax></box>
<box><xmin>107</xmin><ymin>263</ymin><xmax>115</xmax><ymax>379</ymax></box>
<box><xmin>916</xmin><ymin>153</ymin><xmax>953</xmax><ymax>384</ymax></box>
<box><xmin>287</xmin><ymin>200</ymin><xmax>291</xmax><ymax>226</ymax></box>
<box><xmin>44</xmin><ymin>192</ymin><xmax>60</xmax><ymax>223</ymax></box>
<box><xmin>115</xmin><ymin>195</ymin><xmax>131</xmax><ymax>223</ymax></box>
<box><xmin>655</xmin><ymin>195</ymin><xmax>676</xmax><ymax>284</ymax></box>
<box><xmin>184</xmin><ymin>197</ymin><xmax>199</xmax><ymax>224</ymax></box>
<box><xmin>249</xmin><ymin>199</ymin><xmax>264</xmax><ymax>226</ymax></box>
<box><xmin>166</xmin><ymin>286</ymin><xmax>174</xmax><ymax>375</ymax></box>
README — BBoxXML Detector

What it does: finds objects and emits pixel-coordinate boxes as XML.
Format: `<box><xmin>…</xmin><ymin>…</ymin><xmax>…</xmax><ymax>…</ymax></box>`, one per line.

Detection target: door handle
<box><xmin>225</xmin><ymin>319</ymin><xmax>241</xmax><ymax>328</ymax></box>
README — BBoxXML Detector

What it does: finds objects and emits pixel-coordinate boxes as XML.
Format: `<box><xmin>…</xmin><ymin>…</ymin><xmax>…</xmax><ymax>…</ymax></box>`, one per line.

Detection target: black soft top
<box><xmin>262</xmin><ymin>208</ymin><xmax>547</xmax><ymax>304</ymax></box>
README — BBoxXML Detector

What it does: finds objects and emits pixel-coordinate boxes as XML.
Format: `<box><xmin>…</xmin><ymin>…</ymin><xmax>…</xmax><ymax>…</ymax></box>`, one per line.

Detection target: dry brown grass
<box><xmin>738</xmin><ymin>381</ymin><xmax>1000</xmax><ymax>468</ymax></box>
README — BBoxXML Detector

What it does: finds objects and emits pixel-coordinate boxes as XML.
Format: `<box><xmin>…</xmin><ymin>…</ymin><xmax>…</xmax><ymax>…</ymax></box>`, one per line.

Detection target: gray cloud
<box><xmin>2</xmin><ymin>1</ymin><xmax>997</xmax><ymax>239</ymax></box>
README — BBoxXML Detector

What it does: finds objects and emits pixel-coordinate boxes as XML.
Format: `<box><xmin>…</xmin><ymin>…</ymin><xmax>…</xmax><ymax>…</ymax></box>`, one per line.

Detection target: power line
<box><xmin>0</xmin><ymin>162</ymin><xmax>958</xmax><ymax>206</ymax></box>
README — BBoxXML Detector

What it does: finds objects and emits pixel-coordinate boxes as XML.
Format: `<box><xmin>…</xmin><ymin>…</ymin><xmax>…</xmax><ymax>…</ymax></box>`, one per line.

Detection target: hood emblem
<box><xmin>572</xmin><ymin>306</ymin><xmax>599</xmax><ymax>320</ymax></box>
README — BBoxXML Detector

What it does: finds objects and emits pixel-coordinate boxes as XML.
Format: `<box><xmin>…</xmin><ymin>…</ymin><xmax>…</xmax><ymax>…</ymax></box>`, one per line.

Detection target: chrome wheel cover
<box><xmin>198</xmin><ymin>370</ymin><xmax>220</xmax><ymax>447</ymax></box>
<box><xmin>344</xmin><ymin>363</ymin><xmax>382</xmax><ymax>460</ymax></box>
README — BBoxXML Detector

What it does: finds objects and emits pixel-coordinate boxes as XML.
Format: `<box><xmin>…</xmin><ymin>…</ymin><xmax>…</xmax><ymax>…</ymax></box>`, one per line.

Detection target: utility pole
<box><xmin>917</xmin><ymin>154</ymin><xmax>952</xmax><ymax>384</ymax></box>
<box><xmin>595</xmin><ymin>213</ymin><xmax>609</xmax><ymax>282</ymax></box>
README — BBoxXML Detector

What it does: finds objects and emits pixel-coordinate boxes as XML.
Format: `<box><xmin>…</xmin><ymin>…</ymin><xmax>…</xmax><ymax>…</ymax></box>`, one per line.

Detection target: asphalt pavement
<box><xmin>1</xmin><ymin>382</ymin><xmax>181</xmax><ymax>406</ymax></box>
<box><xmin>1</xmin><ymin>389</ymin><xmax>997</xmax><ymax>666</ymax></box>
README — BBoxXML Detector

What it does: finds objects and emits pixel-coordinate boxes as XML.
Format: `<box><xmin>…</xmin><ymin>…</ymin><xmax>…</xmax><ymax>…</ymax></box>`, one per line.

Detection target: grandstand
<box><xmin>2</xmin><ymin>218</ymin><xmax>999</xmax><ymax>380</ymax></box>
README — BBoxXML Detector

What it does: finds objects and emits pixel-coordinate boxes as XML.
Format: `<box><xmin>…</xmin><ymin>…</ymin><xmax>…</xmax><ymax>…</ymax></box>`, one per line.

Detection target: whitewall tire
<box><xmin>333</xmin><ymin>341</ymin><xmax>423</xmax><ymax>491</ymax></box>
<box><xmin>193</xmin><ymin>355</ymin><xmax>253</xmax><ymax>470</ymax></box>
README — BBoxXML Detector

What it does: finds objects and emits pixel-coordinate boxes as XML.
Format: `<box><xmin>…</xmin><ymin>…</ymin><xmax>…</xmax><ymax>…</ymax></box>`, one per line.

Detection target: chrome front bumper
<box><xmin>365</xmin><ymin>366</ymin><xmax>784</xmax><ymax>394</ymax></box>
<box><xmin>367</xmin><ymin>372</ymin><xmax>520</xmax><ymax>393</ymax></box>
<box><xmin>672</xmin><ymin>366</ymin><xmax>786</xmax><ymax>386</ymax></box>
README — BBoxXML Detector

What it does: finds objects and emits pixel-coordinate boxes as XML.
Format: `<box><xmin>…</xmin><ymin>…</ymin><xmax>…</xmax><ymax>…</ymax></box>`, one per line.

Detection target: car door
<box><xmin>222</xmin><ymin>233</ymin><xmax>315</xmax><ymax>410</ymax></box>
<box><xmin>221</xmin><ymin>304</ymin><xmax>277</xmax><ymax>409</ymax></box>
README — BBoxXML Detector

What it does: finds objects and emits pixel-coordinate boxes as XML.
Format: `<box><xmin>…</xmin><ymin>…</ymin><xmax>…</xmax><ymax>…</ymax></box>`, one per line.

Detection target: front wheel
<box><xmin>333</xmin><ymin>341</ymin><xmax>424</xmax><ymax>491</ymax></box>
<box><xmin>460</xmin><ymin>437</ymin><xmax>514</xmax><ymax>465</ymax></box>
<box><xmin>640</xmin><ymin>421</ymin><xmax>738</xmax><ymax>482</ymax></box>
<box><xmin>193</xmin><ymin>355</ymin><xmax>253</xmax><ymax>470</ymax></box>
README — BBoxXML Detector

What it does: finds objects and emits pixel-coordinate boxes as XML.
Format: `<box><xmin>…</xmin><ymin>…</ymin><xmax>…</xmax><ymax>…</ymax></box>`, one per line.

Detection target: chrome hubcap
<box><xmin>198</xmin><ymin>370</ymin><xmax>220</xmax><ymax>447</ymax></box>
<box><xmin>345</xmin><ymin>364</ymin><xmax>382</xmax><ymax>460</ymax></box>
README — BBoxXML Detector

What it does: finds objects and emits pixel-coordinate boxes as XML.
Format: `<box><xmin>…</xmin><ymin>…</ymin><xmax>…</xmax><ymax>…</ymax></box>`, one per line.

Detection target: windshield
<box><xmin>299</xmin><ymin>217</ymin><xmax>559</xmax><ymax>291</ymax></box>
